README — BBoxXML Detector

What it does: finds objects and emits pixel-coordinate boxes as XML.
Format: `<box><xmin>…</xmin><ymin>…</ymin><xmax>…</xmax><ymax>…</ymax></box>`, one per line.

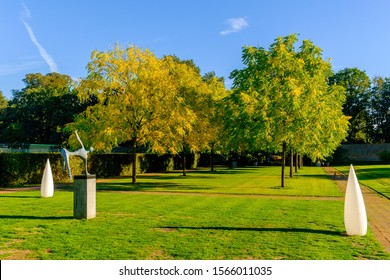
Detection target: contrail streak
<box><xmin>20</xmin><ymin>3</ymin><xmax>59</xmax><ymax>73</ymax></box>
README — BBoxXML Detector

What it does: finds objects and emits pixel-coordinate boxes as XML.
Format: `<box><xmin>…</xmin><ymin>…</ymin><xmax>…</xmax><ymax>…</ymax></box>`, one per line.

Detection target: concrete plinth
<box><xmin>74</xmin><ymin>175</ymin><xmax>96</xmax><ymax>219</ymax></box>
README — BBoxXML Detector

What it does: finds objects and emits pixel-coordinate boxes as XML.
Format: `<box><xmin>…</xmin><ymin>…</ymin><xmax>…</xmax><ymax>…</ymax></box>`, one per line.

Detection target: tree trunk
<box><xmin>300</xmin><ymin>155</ymin><xmax>304</xmax><ymax>169</ymax></box>
<box><xmin>298</xmin><ymin>154</ymin><xmax>301</xmax><ymax>169</ymax></box>
<box><xmin>182</xmin><ymin>151</ymin><xmax>187</xmax><ymax>176</ymax></box>
<box><xmin>281</xmin><ymin>142</ymin><xmax>286</xmax><ymax>188</ymax></box>
<box><xmin>289</xmin><ymin>148</ymin><xmax>293</xmax><ymax>178</ymax></box>
<box><xmin>295</xmin><ymin>153</ymin><xmax>298</xmax><ymax>173</ymax></box>
<box><xmin>132</xmin><ymin>139</ymin><xmax>137</xmax><ymax>184</ymax></box>
<box><xmin>210</xmin><ymin>146</ymin><xmax>215</xmax><ymax>172</ymax></box>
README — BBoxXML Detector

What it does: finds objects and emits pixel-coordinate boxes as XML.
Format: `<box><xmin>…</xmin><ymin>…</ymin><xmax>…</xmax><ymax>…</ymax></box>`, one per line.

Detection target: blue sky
<box><xmin>1</xmin><ymin>0</ymin><xmax>390</xmax><ymax>99</ymax></box>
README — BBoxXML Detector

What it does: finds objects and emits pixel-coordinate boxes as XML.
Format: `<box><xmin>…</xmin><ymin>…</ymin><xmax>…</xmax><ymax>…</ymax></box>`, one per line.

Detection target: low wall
<box><xmin>332</xmin><ymin>143</ymin><xmax>390</xmax><ymax>163</ymax></box>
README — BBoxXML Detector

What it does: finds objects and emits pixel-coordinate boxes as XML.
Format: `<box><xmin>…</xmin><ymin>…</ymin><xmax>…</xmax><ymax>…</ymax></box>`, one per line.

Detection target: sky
<box><xmin>1</xmin><ymin>0</ymin><xmax>390</xmax><ymax>99</ymax></box>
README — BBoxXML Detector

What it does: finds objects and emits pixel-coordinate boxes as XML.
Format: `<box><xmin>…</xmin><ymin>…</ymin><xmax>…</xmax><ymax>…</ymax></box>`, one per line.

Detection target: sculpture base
<box><xmin>74</xmin><ymin>175</ymin><xmax>96</xmax><ymax>219</ymax></box>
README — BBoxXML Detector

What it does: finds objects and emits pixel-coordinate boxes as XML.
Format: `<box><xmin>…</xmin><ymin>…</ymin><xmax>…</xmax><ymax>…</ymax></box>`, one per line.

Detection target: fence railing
<box><xmin>0</xmin><ymin>143</ymin><xmax>61</xmax><ymax>154</ymax></box>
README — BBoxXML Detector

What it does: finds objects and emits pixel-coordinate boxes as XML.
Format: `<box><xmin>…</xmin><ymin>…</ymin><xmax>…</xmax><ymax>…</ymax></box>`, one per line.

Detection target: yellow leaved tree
<box><xmin>67</xmin><ymin>45</ymin><xmax>180</xmax><ymax>183</ymax></box>
<box><xmin>66</xmin><ymin>45</ymin><xmax>227</xmax><ymax>182</ymax></box>
<box><xmin>163</xmin><ymin>56</ymin><xmax>227</xmax><ymax>175</ymax></box>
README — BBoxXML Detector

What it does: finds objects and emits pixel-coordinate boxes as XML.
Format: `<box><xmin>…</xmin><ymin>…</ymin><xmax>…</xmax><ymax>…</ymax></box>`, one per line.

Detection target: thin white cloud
<box><xmin>19</xmin><ymin>3</ymin><xmax>59</xmax><ymax>73</ymax></box>
<box><xmin>220</xmin><ymin>17</ymin><xmax>249</xmax><ymax>35</ymax></box>
<box><xmin>0</xmin><ymin>61</ymin><xmax>45</xmax><ymax>76</ymax></box>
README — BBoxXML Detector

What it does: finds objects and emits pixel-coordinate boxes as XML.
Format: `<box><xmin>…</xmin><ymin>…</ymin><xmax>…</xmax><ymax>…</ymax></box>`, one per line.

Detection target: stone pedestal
<box><xmin>74</xmin><ymin>175</ymin><xmax>96</xmax><ymax>219</ymax></box>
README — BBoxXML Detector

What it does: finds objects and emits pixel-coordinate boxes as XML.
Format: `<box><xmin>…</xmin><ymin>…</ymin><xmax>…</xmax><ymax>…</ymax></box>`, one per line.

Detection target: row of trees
<box><xmin>0</xmin><ymin>73</ymin><xmax>87</xmax><ymax>144</ymax></box>
<box><xmin>329</xmin><ymin>68</ymin><xmax>390</xmax><ymax>143</ymax></box>
<box><xmin>65</xmin><ymin>46</ymin><xmax>227</xmax><ymax>183</ymax></box>
<box><xmin>1</xmin><ymin>34</ymin><xmax>389</xmax><ymax>185</ymax></box>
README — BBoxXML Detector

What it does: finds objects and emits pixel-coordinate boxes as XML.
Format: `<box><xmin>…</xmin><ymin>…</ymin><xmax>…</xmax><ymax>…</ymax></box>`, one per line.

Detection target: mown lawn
<box><xmin>0</xmin><ymin>166</ymin><xmax>388</xmax><ymax>260</ymax></box>
<box><xmin>97</xmin><ymin>166</ymin><xmax>342</xmax><ymax>197</ymax></box>
<box><xmin>335</xmin><ymin>164</ymin><xmax>390</xmax><ymax>199</ymax></box>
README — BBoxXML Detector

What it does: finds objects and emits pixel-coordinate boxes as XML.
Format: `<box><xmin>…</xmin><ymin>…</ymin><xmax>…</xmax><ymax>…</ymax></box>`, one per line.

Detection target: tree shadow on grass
<box><xmin>0</xmin><ymin>195</ymin><xmax>41</xmax><ymax>199</ymax></box>
<box><xmin>140</xmin><ymin>167</ymin><xmax>265</xmax><ymax>177</ymax></box>
<box><xmin>97</xmin><ymin>182</ymin><xmax>211</xmax><ymax>192</ymax></box>
<box><xmin>160</xmin><ymin>226</ymin><xmax>343</xmax><ymax>236</ymax></box>
<box><xmin>295</xmin><ymin>174</ymin><xmax>335</xmax><ymax>180</ymax></box>
<box><xmin>354</xmin><ymin>168</ymin><xmax>390</xmax><ymax>179</ymax></box>
<box><xmin>0</xmin><ymin>215</ymin><xmax>73</xmax><ymax>220</ymax></box>
<box><xmin>206</xmin><ymin>167</ymin><xmax>268</xmax><ymax>175</ymax></box>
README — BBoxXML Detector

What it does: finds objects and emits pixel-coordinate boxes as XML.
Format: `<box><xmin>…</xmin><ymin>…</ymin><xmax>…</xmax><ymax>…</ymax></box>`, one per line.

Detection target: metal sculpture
<box><xmin>61</xmin><ymin>131</ymin><xmax>94</xmax><ymax>178</ymax></box>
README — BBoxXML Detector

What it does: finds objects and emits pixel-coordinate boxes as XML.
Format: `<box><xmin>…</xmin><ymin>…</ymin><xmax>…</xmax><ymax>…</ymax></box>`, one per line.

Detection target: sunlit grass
<box><xmin>0</xmin><ymin>166</ymin><xmax>388</xmax><ymax>260</ymax></box>
<box><xmin>97</xmin><ymin>166</ymin><xmax>342</xmax><ymax>197</ymax></box>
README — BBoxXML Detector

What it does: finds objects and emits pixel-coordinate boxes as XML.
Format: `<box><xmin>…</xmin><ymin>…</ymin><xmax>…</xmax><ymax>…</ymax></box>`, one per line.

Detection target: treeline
<box><xmin>0</xmin><ymin>34</ymin><xmax>389</xmax><ymax>186</ymax></box>
<box><xmin>329</xmin><ymin>68</ymin><xmax>390</xmax><ymax>144</ymax></box>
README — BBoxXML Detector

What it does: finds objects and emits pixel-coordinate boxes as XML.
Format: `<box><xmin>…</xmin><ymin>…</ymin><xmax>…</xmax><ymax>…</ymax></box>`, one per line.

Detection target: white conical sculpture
<box><xmin>344</xmin><ymin>164</ymin><xmax>367</xmax><ymax>236</ymax></box>
<box><xmin>41</xmin><ymin>158</ymin><xmax>54</xmax><ymax>198</ymax></box>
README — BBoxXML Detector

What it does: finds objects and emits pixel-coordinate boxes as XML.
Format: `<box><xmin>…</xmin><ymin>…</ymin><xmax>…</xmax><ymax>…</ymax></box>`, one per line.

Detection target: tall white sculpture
<box><xmin>61</xmin><ymin>130</ymin><xmax>94</xmax><ymax>178</ymax></box>
<box><xmin>41</xmin><ymin>158</ymin><xmax>54</xmax><ymax>197</ymax></box>
<box><xmin>344</xmin><ymin>164</ymin><xmax>367</xmax><ymax>236</ymax></box>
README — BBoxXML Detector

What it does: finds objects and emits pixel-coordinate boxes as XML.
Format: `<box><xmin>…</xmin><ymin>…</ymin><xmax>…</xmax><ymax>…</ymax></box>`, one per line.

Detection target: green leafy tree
<box><xmin>329</xmin><ymin>68</ymin><xmax>371</xmax><ymax>143</ymax></box>
<box><xmin>0</xmin><ymin>90</ymin><xmax>7</xmax><ymax>110</ymax></box>
<box><xmin>227</xmin><ymin>34</ymin><xmax>349</xmax><ymax>187</ymax></box>
<box><xmin>0</xmin><ymin>91</ymin><xmax>7</xmax><ymax>134</ymax></box>
<box><xmin>370</xmin><ymin>77</ymin><xmax>390</xmax><ymax>142</ymax></box>
<box><xmin>0</xmin><ymin>73</ymin><xmax>84</xmax><ymax>144</ymax></box>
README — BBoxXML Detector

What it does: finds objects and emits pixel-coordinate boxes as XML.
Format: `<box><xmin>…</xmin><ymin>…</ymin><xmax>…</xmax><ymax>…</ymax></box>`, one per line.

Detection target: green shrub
<box><xmin>0</xmin><ymin>152</ymin><xmax>192</xmax><ymax>188</ymax></box>
<box><xmin>0</xmin><ymin>153</ymin><xmax>77</xmax><ymax>187</ymax></box>
<box><xmin>141</xmin><ymin>154</ymin><xmax>175</xmax><ymax>172</ymax></box>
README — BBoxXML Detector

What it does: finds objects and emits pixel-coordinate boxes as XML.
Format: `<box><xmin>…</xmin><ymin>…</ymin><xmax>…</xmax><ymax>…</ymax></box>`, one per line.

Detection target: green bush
<box><xmin>0</xmin><ymin>152</ymin><xmax>196</xmax><ymax>188</ymax></box>
<box><xmin>0</xmin><ymin>153</ymin><xmax>78</xmax><ymax>188</ymax></box>
<box><xmin>173</xmin><ymin>153</ymin><xmax>200</xmax><ymax>170</ymax></box>
<box><xmin>141</xmin><ymin>154</ymin><xmax>175</xmax><ymax>172</ymax></box>
<box><xmin>90</xmin><ymin>154</ymin><xmax>134</xmax><ymax>177</ymax></box>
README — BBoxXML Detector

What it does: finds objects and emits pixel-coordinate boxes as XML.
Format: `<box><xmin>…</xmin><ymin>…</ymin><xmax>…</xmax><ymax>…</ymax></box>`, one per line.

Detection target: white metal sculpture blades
<box><xmin>61</xmin><ymin>131</ymin><xmax>94</xmax><ymax>178</ymax></box>
<box><xmin>41</xmin><ymin>158</ymin><xmax>54</xmax><ymax>197</ymax></box>
<box><xmin>344</xmin><ymin>164</ymin><xmax>367</xmax><ymax>236</ymax></box>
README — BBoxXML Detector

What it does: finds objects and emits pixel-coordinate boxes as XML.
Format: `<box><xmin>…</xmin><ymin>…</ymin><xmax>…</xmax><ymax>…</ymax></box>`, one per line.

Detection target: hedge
<box><xmin>0</xmin><ymin>153</ymin><xmax>184</xmax><ymax>188</ymax></box>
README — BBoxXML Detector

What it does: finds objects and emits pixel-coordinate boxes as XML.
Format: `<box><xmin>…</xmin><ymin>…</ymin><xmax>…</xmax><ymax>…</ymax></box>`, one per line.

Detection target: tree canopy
<box><xmin>0</xmin><ymin>73</ymin><xmax>84</xmax><ymax>144</ymax></box>
<box><xmin>0</xmin><ymin>90</ymin><xmax>7</xmax><ymax>110</ymax></box>
<box><xmin>225</xmin><ymin>34</ymin><xmax>349</xmax><ymax>186</ymax></box>
<box><xmin>67</xmin><ymin>45</ymin><xmax>226</xmax><ymax>182</ymax></box>
<box><xmin>370</xmin><ymin>77</ymin><xmax>390</xmax><ymax>142</ymax></box>
<box><xmin>0</xmin><ymin>91</ymin><xmax>7</xmax><ymax>132</ymax></box>
<box><xmin>329</xmin><ymin>68</ymin><xmax>371</xmax><ymax>143</ymax></box>
<box><xmin>1</xmin><ymin>34</ymin><xmax>389</xmax><ymax>184</ymax></box>
<box><xmin>163</xmin><ymin>56</ymin><xmax>227</xmax><ymax>175</ymax></box>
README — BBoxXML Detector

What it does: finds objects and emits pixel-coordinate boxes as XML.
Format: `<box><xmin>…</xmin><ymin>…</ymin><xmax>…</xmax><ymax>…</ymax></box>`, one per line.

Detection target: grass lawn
<box><xmin>97</xmin><ymin>166</ymin><xmax>343</xmax><ymax>197</ymax></box>
<box><xmin>335</xmin><ymin>164</ymin><xmax>390</xmax><ymax>199</ymax></box>
<box><xmin>0</xmin><ymin>166</ymin><xmax>388</xmax><ymax>260</ymax></box>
